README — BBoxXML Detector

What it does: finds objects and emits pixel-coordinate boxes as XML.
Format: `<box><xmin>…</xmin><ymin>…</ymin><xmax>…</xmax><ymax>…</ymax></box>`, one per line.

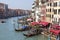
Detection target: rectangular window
<box><xmin>47</xmin><ymin>3</ymin><xmax>49</xmax><ymax>6</ymax></box>
<box><xmin>52</xmin><ymin>15</ymin><xmax>53</xmax><ymax>18</ymax></box>
<box><xmin>50</xmin><ymin>3</ymin><xmax>52</xmax><ymax>6</ymax></box>
<box><xmin>58</xmin><ymin>9</ymin><xmax>60</xmax><ymax>14</ymax></box>
<box><xmin>54</xmin><ymin>18</ymin><xmax>57</xmax><ymax>22</ymax></box>
<box><xmin>53</xmin><ymin>2</ymin><xmax>57</xmax><ymax>7</ymax></box>
<box><xmin>50</xmin><ymin>9</ymin><xmax>51</xmax><ymax>12</ymax></box>
<box><xmin>54</xmin><ymin>9</ymin><xmax>57</xmax><ymax>14</ymax></box>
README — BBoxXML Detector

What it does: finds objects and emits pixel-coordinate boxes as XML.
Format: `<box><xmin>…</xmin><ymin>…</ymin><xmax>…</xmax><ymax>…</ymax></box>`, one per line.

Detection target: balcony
<box><xmin>37</xmin><ymin>13</ymin><xmax>45</xmax><ymax>17</ymax></box>
<box><xmin>32</xmin><ymin>9</ymin><xmax>35</xmax><ymax>11</ymax></box>
<box><xmin>32</xmin><ymin>4</ymin><xmax>36</xmax><ymax>7</ymax></box>
<box><xmin>40</xmin><ymin>13</ymin><xmax>45</xmax><ymax>16</ymax></box>
<box><xmin>39</xmin><ymin>2</ymin><xmax>41</xmax><ymax>5</ymax></box>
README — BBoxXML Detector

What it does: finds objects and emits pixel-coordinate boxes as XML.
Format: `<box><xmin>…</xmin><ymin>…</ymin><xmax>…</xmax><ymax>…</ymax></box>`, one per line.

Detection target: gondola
<box><xmin>15</xmin><ymin>25</ymin><xmax>31</xmax><ymax>31</ymax></box>
<box><xmin>1</xmin><ymin>21</ymin><xmax>6</xmax><ymax>23</ymax></box>
<box><xmin>23</xmin><ymin>28</ymin><xmax>43</xmax><ymax>37</ymax></box>
<box><xmin>15</xmin><ymin>28</ymin><xmax>25</xmax><ymax>31</ymax></box>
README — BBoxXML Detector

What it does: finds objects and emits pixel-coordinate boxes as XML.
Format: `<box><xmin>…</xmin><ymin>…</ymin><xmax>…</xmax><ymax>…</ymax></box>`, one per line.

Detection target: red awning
<box><xmin>51</xmin><ymin>24</ymin><xmax>60</xmax><ymax>29</ymax></box>
<box><xmin>39</xmin><ymin>21</ymin><xmax>49</xmax><ymax>26</ymax></box>
<box><xmin>50</xmin><ymin>29</ymin><xmax>60</xmax><ymax>35</ymax></box>
<box><xmin>31</xmin><ymin>22</ymin><xmax>39</xmax><ymax>26</ymax></box>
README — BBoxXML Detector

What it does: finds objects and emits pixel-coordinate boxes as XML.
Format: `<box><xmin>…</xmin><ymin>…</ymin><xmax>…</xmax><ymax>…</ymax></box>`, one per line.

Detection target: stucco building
<box><xmin>31</xmin><ymin>0</ymin><xmax>47</xmax><ymax>22</ymax></box>
<box><xmin>32</xmin><ymin>0</ymin><xmax>60</xmax><ymax>25</ymax></box>
<box><xmin>46</xmin><ymin>0</ymin><xmax>60</xmax><ymax>25</ymax></box>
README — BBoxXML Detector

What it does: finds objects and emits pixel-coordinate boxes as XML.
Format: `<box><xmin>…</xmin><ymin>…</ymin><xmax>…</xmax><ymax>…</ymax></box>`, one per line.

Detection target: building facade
<box><xmin>46</xmin><ymin>0</ymin><xmax>60</xmax><ymax>25</ymax></box>
<box><xmin>32</xmin><ymin>0</ymin><xmax>60</xmax><ymax>25</ymax></box>
<box><xmin>32</xmin><ymin>0</ymin><xmax>47</xmax><ymax>22</ymax></box>
<box><xmin>0</xmin><ymin>3</ymin><xmax>8</xmax><ymax>19</ymax></box>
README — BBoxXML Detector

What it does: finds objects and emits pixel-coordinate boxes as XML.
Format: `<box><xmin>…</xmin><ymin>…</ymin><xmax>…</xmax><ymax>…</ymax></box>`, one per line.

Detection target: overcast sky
<box><xmin>0</xmin><ymin>0</ymin><xmax>34</xmax><ymax>10</ymax></box>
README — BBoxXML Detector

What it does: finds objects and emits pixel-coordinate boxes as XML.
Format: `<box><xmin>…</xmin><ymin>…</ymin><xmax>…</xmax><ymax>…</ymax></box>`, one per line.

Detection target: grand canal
<box><xmin>0</xmin><ymin>16</ymin><xmax>48</xmax><ymax>40</ymax></box>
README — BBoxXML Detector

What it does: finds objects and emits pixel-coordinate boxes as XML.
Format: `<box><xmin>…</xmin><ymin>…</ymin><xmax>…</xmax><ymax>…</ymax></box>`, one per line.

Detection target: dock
<box><xmin>41</xmin><ymin>32</ymin><xmax>56</xmax><ymax>40</ymax></box>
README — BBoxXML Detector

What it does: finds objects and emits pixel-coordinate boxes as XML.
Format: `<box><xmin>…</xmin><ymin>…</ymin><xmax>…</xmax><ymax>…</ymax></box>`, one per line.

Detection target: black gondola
<box><xmin>23</xmin><ymin>28</ymin><xmax>43</xmax><ymax>37</ymax></box>
<box><xmin>15</xmin><ymin>25</ymin><xmax>31</xmax><ymax>31</ymax></box>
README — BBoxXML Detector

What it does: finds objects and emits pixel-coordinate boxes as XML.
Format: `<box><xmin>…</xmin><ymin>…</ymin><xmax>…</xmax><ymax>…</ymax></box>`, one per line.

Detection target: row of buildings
<box><xmin>0</xmin><ymin>3</ymin><xmax>8</xmax><ymax>18</ymax></box>
<box><xmin>0</xmin><ymin>3</ymin><xmax>31</xmax><ymax>19</ymax></box>
<box><xmin>31</xmin><ymin>0</ymin><xmax>60</xmax><ymax>25</ymax></box>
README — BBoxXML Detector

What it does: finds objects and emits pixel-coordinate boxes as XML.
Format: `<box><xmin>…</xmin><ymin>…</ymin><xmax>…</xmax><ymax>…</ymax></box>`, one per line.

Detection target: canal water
<box><xmin>0</xmin><ymin>16</ymin><xmax>48</xmax><ymax>40</ymax></box>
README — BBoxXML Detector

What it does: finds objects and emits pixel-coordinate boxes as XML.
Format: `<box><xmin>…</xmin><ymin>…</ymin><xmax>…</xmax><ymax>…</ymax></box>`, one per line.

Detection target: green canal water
<box><xmin>0</xmin><ymin>16</ymin><xmax>48</xmax><ymax>40</ymax></box>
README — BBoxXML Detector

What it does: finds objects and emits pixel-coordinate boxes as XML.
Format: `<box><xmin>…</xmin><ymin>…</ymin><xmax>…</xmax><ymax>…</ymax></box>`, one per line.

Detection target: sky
<box><xmin>0</xmin><ymin>0</ymin><xmax>34</xmax><ymax>10</ymax></box>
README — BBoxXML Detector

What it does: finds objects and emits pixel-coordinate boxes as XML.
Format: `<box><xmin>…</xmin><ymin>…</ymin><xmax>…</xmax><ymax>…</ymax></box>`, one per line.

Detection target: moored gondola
<box><xmin>15</xmin><ymin>25</ymin><xmax>31</xmax><ymax>31</ymax></box>
<box><xmin>23</xmin><ymin>28</ymin><xmax>43</xmax><ymax>37</ymax></box>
